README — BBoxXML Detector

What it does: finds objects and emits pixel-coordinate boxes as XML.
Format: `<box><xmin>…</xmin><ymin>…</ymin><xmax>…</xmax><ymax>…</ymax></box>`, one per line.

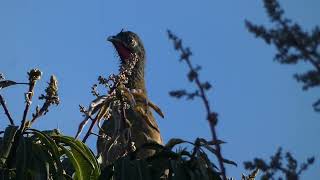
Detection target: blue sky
<box><xmin>0</xmin><ymin>0</ymin><xmax>319</xmax><ymax>179</ymax></box>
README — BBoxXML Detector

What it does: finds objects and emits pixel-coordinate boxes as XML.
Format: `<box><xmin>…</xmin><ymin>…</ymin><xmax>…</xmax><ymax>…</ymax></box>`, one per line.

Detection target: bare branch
<box><xmin>167</xmin><ymin>30</ymin><xmax>228</xmax><ymax>180</ymax></box>
<box><xmin>20</xmin><ymin>69</ymin><xmax>42</xmax><ymax>132</ymax></box>
<box><xmin>0</xmin><ymin>94</ymin><xmax>14</xmax><ymax>125</ymax></box>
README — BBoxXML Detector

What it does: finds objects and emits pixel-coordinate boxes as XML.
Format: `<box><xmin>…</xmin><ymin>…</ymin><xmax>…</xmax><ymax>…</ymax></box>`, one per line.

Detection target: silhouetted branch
<box><xmin>0</xmin><ymin>95</ymin><xmax>14</xmax><ymax>125</ymax></box>
<box><xmin>82</xmin><ymin>112</ymin><xmax>100</xmax><ymax>143</ymax></box>
<box><xmin>91</xmin><ymin>84</ymin><xmax>100</xmax><ymax>97</ymax></box>
<box><xmin>312</xmin><ymin>99</ymin><xmax>320</xmax><ymax>111</ymax></box>
<box><xmin>245</xmin><ymin>0</ymin><xmax>320</xmax><ymax>111</ymax></box>
<box><xmin>242</xmin><ymin>168</ymin><xmax>259</xmax><ymax>180</ymax></box>
<box><xmin>0</xmin><ymin>74</ymin><xmax>29</xmax><ymax>125</ymax></box>
<box><xmin>244</xmin><ymin>147</ymin><xmax>315</xmax><ymax>180</ymax></box>
<box><xmin>167</xmin><ymin>30</ymin><xmax>229</xmax><ymax>180</ymax></box>
<box><xmin>20</xmin><ymin>69</ymin><xmax>42</xmax><ymax>132</ymax></box>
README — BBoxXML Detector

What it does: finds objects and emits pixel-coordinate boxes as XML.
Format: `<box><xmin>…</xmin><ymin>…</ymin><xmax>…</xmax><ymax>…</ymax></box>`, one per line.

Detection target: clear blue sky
<box><xmin>0</xmin><ymin>0</ymin><xmax>319</xmax><ymax>179</ymax></box>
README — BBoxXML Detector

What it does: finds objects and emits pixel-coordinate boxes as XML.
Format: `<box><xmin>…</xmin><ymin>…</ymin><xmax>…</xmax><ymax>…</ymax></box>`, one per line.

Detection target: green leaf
<box><xmin>31</xmin><ymin>143</ymin><xmax>54</xmax><ymax>180</ymax></box>
<box><xmin>60</xmin><ymin>146</ymin><xmax>83</xmax><ymax>180</ymax></box>
<box><xmin>15</xmin><ymin>136</ymin><xmax>27</xmax><ymax>180</ymax></box>
<box><xmin>42</xmin><ymin>129</ymin><xmax>61</xmax><ymax>136</ymax></box>
<box><xmin>73</xmin><ymin>138</ymin><xmax>100</xmax><ymax>173</ymax></box>
<box><xmin>72</xmin><ymin>147</ymin><xmax>98</xmax><ymax>180</ymax></box>
<box><xmin>222</xmin><ymin>158</ymin><xmax>237</xmax><ymax>167</ymax></box>
<box><xmin>23</xmin><ymin>138</ymin><xmax>51</xmax><ymax>180</ymax></box>
<box><xmin>165</xmin><ymin>138</ymin><xmax>186</xmax><ymax>150</ymax></box>
<box><xmin>140</xmin><ymin>141</ymin><xmax>165</xmax><ymax>151</ymax></box>
<box><xmin>170</xmin><ymin>160</ymin><xmax>188</xmax><ymax>180</ymax></box>
<box><xmin>0</xmin><ymin>80</ymin><xmax>28</xmax><ymax>90</ymax></box>
<box><xmin>198</xmin><ymin>150</ymin><xmax>217</xmax><ymax>170</ymax></box>
<box><xmin>27</xmin><ymin>129</ymin><xmax>65</xmax><ymax>178</ymax></box>
<box><xmin>53</xmin><ymin>135</ymin><xmax>100</xmax><ymax>179</ymax></box>
<box><xmin>202</xmin><ymin>144</ymin><xmax>217</xmax><ymax>155</ymax></box>
<box><xmin>53</xmin><ymin>136</ymin><xmax>99</xmax><ymax>172</ymax></box>
<box><xmin>0</xmin><ymin>80</ymin><xmax>18</xmax><ymax>90</ymax></box>
<box><xmin>0</xmin><ymin>125</ymin><xmax>19</xmax><ymax>165</ymax></box>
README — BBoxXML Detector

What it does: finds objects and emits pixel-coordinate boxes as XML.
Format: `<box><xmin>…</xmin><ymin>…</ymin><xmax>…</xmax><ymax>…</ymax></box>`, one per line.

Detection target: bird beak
<box><xmin>107</xmin><ymin>36</ymin><xmax>120</xmax><ymax>43</ymax></box>
<box><xmin>107</xmin><ymin>35</ymin><xmax>130</xmax><ymax>50</ymax></box>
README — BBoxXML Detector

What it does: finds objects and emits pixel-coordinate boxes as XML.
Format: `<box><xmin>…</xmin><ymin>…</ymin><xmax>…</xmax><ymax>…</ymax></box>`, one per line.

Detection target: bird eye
<box><xmin>129</xmin><ymin>38</ymin><xmax>137</xmax><ymax>47</ymax></box>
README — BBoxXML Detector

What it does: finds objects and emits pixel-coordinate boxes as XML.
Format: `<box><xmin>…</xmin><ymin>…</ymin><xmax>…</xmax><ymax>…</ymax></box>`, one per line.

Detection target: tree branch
<box><xmin>167</xmin><ymin>30</ymin><xmax>227</xmax><ymax>180</ymax></box>
<box><xmin>0</xmin><ymin>94</ymin><xmax>14</xmax><ymax>125</ymax></box>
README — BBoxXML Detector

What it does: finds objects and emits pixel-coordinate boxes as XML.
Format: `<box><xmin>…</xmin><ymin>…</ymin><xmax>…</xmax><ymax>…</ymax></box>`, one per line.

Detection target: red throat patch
<box><xmin>114</xmin><ymin>42</ymin><xmax>131</xmax><ymax>61</ymax></box>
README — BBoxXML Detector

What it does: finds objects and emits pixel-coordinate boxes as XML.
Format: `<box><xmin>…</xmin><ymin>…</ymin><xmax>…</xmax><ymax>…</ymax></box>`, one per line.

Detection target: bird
<box><xmin>97</xmin><ymin>30</ymin><xmax>164</xmax><ymax>166</ymax></box>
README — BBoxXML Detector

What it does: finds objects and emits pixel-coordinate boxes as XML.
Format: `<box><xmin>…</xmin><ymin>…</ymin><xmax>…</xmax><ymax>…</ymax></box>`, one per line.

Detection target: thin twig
<box><xmin>167</xmin><ymin>30</ymin><xmax>227</xmax><ymax>180</ymax></box>
<box><xmin>30</xmin><ymin>75</ymin><xmax>59</xmax><ymax>125</ymax></box>
<box><xmin>79</xmin><ymin>54</ymin><xmax>138</xmax><ymax>142</ymax></box>
<box><xmin>20</xmin><ymin>69</ymin><xmax>42</xmax><ymax>132</ymax></box>
<box><xmin>0</xmin><ymin>94</ymin><xmax>14</xmax><ymax>125</ymax></box>
<box><xmin>90</xmin><ymin>132</ymin><xmax>106</xmax><ymax>138</ymax></box>
<box><xmin>19</xmin><ymin>81</ymin><xmax>36</xmax><ymax>132</ymax></box>
<box><xmin>82</xmin><ymin>113</ymin><xmax>100</xmax><ymax>143</ymax></box>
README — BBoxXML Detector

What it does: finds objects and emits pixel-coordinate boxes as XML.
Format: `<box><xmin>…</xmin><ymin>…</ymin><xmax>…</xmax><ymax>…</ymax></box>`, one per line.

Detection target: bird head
<box><xmin>107</xmin><ymin>30</ymin><xmax>145</xmax><ymax>65</ymax></box>
<box><xmin>108</xmin><ymin>30</ymin><xmax>146</xmax><ymax>91</ymax></box>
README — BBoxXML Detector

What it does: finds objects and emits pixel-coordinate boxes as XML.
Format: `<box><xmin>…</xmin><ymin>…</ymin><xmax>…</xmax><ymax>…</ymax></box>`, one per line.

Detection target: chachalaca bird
<box><xmin>97</xmin><ymin>30</ymin><xmax>163</xmax><ymax>166</ymax></box>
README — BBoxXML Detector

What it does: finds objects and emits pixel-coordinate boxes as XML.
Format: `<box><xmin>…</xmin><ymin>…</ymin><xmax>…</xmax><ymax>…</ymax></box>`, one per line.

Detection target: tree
<box><xmin>0</xmin><ymin>47</ymin><xmax>230</xmax><ymax>179</ymax></box>
<box><xmin>244</xmin><ymin>0</ymin><xmax>318</xmax><ymax>179</ymax></box>
<box><xmin>1</xmin><ymin>1</ymin><xmax>317</xmax><ymax>179</ymax></box>
<box><xmin>245</xmin><ymin>0</ymin><xmax>320</xmax><ymax>112</ymax></box>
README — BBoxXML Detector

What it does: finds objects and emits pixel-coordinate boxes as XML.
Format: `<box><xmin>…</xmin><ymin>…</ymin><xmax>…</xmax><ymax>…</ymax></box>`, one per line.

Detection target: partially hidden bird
<box><xmin>97</xmin><ymin>30</ymin><xmax>164</xmax><ymax>166</ymax></box>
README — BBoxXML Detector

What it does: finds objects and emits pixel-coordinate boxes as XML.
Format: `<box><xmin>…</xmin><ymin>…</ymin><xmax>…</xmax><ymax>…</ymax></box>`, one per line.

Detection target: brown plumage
<box><xmin>97</xmin><ymin>30</ymin><xmax>163</xmax><ymax>166</ymax></box>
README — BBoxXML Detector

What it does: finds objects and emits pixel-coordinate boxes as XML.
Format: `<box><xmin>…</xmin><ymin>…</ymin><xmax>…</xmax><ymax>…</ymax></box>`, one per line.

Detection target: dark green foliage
<box><xmin>100</xmin><ymin>138</ymin><xmax>223</xmax><ymax>180</ymax></box>
<box><xmin>0</xmin><ymin>126</ymin><xmax>19</xmax><ymax>167</ymax></box>
<box><xmin>0</xmin><ymin>70</ymin><xmax>100</xmax><ymax>179</ymax></box>
<box><xmin>0</xmin><ymin>69</ymin><xmax>228</xmax><ymax>180</ymax></box>
<box><xmin>245</xmin><ymin>0</ymin><xmax>320</xmax><ymax>111</ymax></box>
<box><xmin>0</xmin><ymin>127</ymin><xmax>100</xmax><ymax>180</ymax></box>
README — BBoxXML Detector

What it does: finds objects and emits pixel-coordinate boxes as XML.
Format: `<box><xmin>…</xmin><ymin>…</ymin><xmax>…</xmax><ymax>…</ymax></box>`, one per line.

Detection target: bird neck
<box><xmin>127</xmin><ymin>57</ymin><xmax>146</xmax><ymax>93</ymax></box>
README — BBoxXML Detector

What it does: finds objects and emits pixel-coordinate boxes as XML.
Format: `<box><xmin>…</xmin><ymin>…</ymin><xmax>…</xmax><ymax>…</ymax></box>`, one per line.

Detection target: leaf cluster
<box><xmin>0</xmin><ymin>70</ymin><xmax>100</xmax><ymax>179</ymax></box>
<box><xmin>0</xmin><ymin>127</ymin><xmax>100</xmax><ymax>180</ymax></box>
<box><xmin>100</xmin><ymin>138</ymin><xmax>229</xmax><ymax>180</ymax></box>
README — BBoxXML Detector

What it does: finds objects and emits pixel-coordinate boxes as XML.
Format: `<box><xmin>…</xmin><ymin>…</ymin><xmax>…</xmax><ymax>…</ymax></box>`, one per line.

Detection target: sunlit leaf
<box><xmin>53</xmin><ymin>135</ymin><xmax>100</xmax><ymax>179</ymax></box>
